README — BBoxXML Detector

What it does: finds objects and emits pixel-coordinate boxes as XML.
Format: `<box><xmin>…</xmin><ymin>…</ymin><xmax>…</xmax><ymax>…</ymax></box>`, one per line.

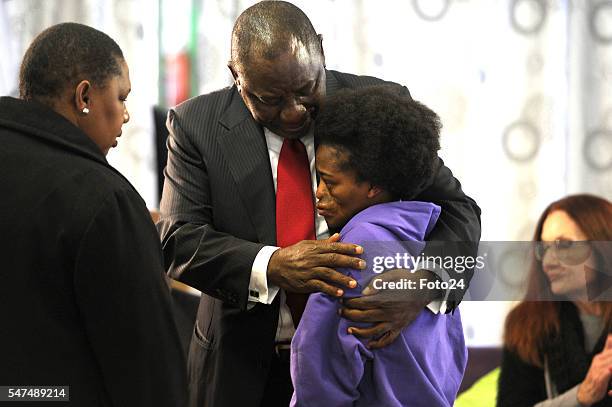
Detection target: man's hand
<box><xmin>578</xmin><ymin>334</ymin><xmax>612</xmax><ymax>406</ymax></box>
<box><xmin>340</xmin><ymin>269</ymin><xmax>443</xmax><ymax>349</ymax></box>
<box><xmin>267</xmin><ymin>233</ymin><xmax>363</xmax><ymax>297</ymax></box>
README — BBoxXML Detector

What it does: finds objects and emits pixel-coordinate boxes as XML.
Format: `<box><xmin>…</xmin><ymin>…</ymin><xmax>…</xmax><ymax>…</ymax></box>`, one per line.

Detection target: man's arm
<box><xmin>416</xmin><ymin>157</ymin><xmax>481</xmax><ymax>241</ymax></box>
<box><xmin>412</xmin><ymin>157</ymin><xmax>481</xmax><ymax>309</ymax></box>
<box><xmin>74</xmin><ymin>189</ymin><xmax>188</xmax><ymax>407</ymax></box>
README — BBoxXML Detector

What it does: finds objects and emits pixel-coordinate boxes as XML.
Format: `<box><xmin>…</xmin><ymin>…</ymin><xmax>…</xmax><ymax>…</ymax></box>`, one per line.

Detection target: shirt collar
<box><xmin>264</xmin><ymin>125</ymin><xmax>314</xmax><ymax>154</ymax></box>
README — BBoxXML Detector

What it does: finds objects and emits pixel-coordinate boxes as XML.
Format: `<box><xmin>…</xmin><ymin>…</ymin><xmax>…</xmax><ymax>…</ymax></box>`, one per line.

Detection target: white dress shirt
<box><xmin>248</xmin><ymin>126</ymin><xmax>445</xmax><ymax>342</ymax></box>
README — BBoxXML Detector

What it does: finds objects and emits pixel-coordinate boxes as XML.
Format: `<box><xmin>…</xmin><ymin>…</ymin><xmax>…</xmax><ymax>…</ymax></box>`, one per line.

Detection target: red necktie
<box><xmin>276</xmin><ymin>138</ymin><xmax>315</xmax><ymax>326</ymax></box>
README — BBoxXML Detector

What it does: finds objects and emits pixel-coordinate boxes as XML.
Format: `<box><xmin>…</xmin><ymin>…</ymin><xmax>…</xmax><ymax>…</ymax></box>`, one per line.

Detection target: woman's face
<box><xmin>315</xmin><ymin>145</ymin><xmax>375</xmax><ymax>231</ymax></box>
<box><xmin>540</xmin><ymin>210</ymin><xmax>596</xmax><ymax>299</ymax></box>
<box><xmin>80</xmin><ymin>59</ymin><xmax>131</xmax><ymax>155</ymax></box>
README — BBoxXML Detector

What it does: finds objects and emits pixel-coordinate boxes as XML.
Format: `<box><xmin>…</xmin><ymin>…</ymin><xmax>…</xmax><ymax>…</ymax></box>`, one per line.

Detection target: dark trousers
<box><xmin>259</xmin><ymin>350</ymin><xmax>293</xmax><ymax>407</ymax></box>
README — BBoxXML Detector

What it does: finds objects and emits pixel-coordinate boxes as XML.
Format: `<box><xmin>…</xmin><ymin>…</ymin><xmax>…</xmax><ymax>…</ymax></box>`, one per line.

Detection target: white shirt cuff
<box><xmin>426</xmin><ymin>300</ymin><xmax>447</xmax><ymax>314</ymax></box>
<box><xmin>421</xmin><ymin>264</ymin><xmax>451</xmax><ymax>314</ymax></box>
<box><xmin>248</xmin><ymin>246</ymin><xmax>280</xmax><ymax>304</ymax></box>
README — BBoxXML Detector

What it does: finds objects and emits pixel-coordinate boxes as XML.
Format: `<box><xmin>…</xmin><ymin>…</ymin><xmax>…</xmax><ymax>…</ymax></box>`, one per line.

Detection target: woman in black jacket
<box><xmin>0</xmin><ymin>23</ymin><xmax>187</xmax><ymax>406</ymax></box>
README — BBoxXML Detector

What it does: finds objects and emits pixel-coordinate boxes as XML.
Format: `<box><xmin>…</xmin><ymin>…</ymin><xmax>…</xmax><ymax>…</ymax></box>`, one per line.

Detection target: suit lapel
<box><xmin>218</xmin><ymin>88</ymin><xmax>277</xmax><ymax>245</ymax></box>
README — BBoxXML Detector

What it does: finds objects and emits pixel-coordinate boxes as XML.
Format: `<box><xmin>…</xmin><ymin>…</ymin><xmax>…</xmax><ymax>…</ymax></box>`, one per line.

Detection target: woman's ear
<box><xmin>74</xmin><ymin>80</ymin><xmax>91</xmax><ymax>115</ymax></box>
<box><xmin>367</xmin><ymin>185</ymin><xmax>384</xmax><ymax>199</ymax></box>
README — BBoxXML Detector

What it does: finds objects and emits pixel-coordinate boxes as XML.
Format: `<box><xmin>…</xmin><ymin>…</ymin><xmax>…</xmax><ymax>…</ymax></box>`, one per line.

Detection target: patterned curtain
<box><xmin>3</xmin><ymin>0</ymin><xmax>611</xmax><ymax>346</ymax></box>
<box><xmin>184</xmin><ymin>0</ymin><xmax>612</xmax><ymax>346</ymax></box>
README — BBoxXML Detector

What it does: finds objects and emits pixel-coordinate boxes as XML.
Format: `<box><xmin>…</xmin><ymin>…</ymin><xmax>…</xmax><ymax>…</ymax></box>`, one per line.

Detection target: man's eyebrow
<box><xmin>248</xmin><ymin>89</ymin><xmax>280</xmax><ymax>98</ymax></box>
<box><xmin>259</xmin><ymin>91</ymin><xmax>281</xmax><ymax>98</ymax></box>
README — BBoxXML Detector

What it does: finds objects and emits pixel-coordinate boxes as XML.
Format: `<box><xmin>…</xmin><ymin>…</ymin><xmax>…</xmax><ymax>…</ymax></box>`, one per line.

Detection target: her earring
<box><xmin>82</xmin><ymin>107</ymin><xmax>90</xmax><ymax>115</ymax></box>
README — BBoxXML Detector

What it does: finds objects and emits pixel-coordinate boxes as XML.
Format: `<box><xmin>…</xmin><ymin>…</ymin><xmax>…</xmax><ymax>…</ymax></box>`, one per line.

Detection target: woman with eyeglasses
<box><xmin>497</xmin><ymin>194</ymin><xmax>612</xmax><ymax>407</ymax></box>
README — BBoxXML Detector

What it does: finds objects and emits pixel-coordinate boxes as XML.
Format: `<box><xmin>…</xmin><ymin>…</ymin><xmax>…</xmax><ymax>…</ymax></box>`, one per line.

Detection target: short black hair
<box><xmin>316</xmin><ymin>85</ymin><xmax>441</xmax><ymax>200</ymax></box>
<box><xmin>231</xmin><ymin>1</ymin><xmax>321</xmax><ymax>67</ymax></box>
<box><xmin>19</xmin><ymin>22</ymin><xmax>124</xmax><ymax>102</ymax></box>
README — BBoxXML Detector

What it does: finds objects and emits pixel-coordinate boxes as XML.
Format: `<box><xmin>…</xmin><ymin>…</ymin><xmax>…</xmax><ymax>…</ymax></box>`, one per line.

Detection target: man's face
<box><xmin>315</xmin><ymin>145</ymin><xmax>373</xmax><ymax>231</ymax></box>
<box><xmin>232</xmin><ymin>48</ymin><xmax>326</xmax><ymax>139</ymax></box>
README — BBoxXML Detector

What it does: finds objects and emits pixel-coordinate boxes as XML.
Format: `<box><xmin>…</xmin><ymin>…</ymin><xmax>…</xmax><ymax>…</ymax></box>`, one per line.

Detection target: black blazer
<box><xmin>0</xmin><ymin>97</ymin><xmax>188</xmax><ymax>407</ymax></box>
<box><xmin>158</xmin><ymin>70</ymin><xmax>481</xmax><ymax>407</ymax></box>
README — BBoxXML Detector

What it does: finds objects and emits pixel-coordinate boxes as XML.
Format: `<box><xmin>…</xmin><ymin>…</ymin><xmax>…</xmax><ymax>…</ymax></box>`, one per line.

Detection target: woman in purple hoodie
<box><xmin>290</xmin><ymin>86</ymin><xmax>467</xmax><ymax>407</ymax></box>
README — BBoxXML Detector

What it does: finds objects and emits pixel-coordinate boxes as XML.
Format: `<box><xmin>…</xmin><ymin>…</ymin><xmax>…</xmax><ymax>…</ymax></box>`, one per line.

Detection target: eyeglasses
<box><xmin>534</xmin><ymin>240</ymin><xmax>592</xmax><ymax>265</ymax></box>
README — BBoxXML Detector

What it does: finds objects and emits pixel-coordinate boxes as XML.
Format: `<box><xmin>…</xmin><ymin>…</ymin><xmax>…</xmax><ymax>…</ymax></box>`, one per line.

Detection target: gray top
<box><xmin>580</xmin><ymin>312</ymin><xmax>604</xmax><ymax>354</ymax></box>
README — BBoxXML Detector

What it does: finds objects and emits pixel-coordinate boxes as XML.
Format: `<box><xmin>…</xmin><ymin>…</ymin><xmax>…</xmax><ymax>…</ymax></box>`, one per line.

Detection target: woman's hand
<box><xmin>577</xmin><ymin>334</ymin><xmax>612</xmax><ymax>406</ymax></box>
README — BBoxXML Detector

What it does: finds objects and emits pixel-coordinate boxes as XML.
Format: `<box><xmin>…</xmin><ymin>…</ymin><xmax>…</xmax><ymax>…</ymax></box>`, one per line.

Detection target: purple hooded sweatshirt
<box><xmin>290</xmin><ymin>201</ymin><xmax>467</xmax><ymax>407</ymax></box>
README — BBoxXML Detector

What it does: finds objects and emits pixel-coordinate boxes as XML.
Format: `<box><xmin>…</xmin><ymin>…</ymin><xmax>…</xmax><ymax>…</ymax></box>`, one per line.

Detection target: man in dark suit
<box><xmin>158</xmin><ymin>2</ymin><xmax>481</xmax><ymax>406</ymax></box>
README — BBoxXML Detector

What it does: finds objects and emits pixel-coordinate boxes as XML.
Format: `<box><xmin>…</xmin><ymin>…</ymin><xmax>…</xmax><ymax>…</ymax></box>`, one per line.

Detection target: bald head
<box><xmin>231</xmin><ymin>1</ymin><xmax>322</xmax><ymax>69</ymax></box>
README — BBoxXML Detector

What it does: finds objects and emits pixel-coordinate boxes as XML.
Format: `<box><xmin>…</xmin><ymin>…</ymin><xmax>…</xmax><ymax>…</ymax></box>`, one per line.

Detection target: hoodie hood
<box><xmin>340</xmin><ymin>201</ymin><xmax>441</xmax><ymax>242</ymax></box>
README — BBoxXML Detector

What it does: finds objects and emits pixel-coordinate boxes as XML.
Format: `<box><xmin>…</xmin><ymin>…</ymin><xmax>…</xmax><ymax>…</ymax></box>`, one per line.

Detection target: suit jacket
<box><xmin>0</xmin><ymin>97</ymin><xmax>188</xmax><ymax>407</ymax></box>
<box><xmin>158</xmin><ymin>69</ymin><xmax>481</xmax><ymax>407</ymax></box>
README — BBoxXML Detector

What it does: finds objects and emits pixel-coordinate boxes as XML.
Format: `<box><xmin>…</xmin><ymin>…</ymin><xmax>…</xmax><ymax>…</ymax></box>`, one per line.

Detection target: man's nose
<box><xmin>123</xmin><ymin>106</ymin><xmax>130</xmax><ymax>123</ymax></box>
<box><xmin>280</xmin><ymin>100</ymin><xmax>307</xmax><ymax>125</ymax></box>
